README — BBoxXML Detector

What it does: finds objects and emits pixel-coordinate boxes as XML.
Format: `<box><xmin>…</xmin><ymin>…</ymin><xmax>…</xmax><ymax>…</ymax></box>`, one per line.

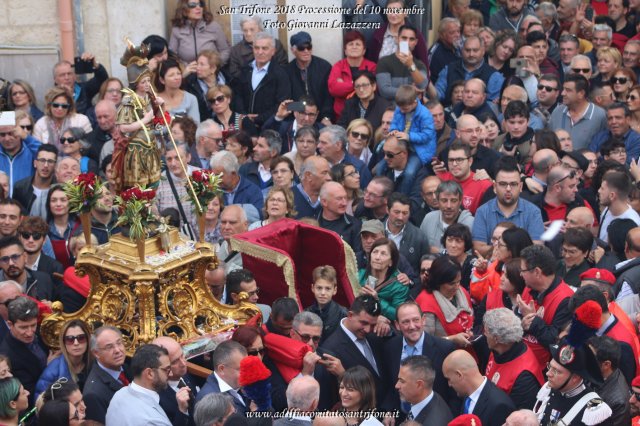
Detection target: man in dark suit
<box><xmin>0</xmin><ymin>296</ymin><xmax>47</xmax><ymax>406</ymax></box>
<box><xmin>262</xmin><ymin>96</ymin><xmax>323</xmax><ymax>154</ymax></box>
<box><xmin>382</xmin><ymin>302</ymin><xmax>457</xmax><ymax>416</ymax></box>
<box><xmin>0</xmin><ymin>280</ymin><xmax>22</xmax><ymax>344</ymax></box>
<box><xmin>315</xmin><ymin>295</ymin><xmax>386</xmax><ymax>410</ymax></box>
<box><xmin>273</xmin><ymin>376</ymin><xmax>319</xmax><ymax>426</ymax></box>
<box><xmin>195</xmin><ymin>340</ymin><xmax>248</xmax><ymax>415</ymax></box>
<box><xmin>238</xmin><ymin>129</ymin><xmax>281</xmax><ymax>192</ymax></box>
<box><xmin>384</xmin><ymin>193</ymin><xmax>430</xmax><ymax>272</ymax></box>
<box><xmin>84</xmin><ymin>325</ymin><xmax>130</xmax><ymax>423</ymax></box>
<box><xmin>153</xmin><ymin>336</ymin><xmax>198</xmax><ymax>426</ymax></box>
<box><xmin>395</xmin><ymin>356</ymin><xmax>453</xmax><ymax>425</ymax></box>
<box><xmin>443</xmin><ymin>350</ymin><xmax>516</xmax><ymax>426</ymax></box>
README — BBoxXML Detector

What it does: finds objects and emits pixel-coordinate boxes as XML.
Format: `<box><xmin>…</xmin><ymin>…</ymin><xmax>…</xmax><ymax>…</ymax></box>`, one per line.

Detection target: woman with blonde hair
<box><xmin>185</xmin><ymin>50</ymin><xmax>227</xmax><ymax>120</ymax></box>
<box><xmin>346</xmin><ymin>119</ymin><xmax>374</xmax><ymax>166</ymax></box>
<box><xmin>14</xmin><ymin>110</ymin><xmax>35</xmax><ymax>137</ymax></box>
<box><xmin>7</xmin><ymin>79</ymin><xmax>43</xmax><ymax>120</ymax></box>
<box><xmin>592</xmin><ymin>46</ymin><xmax>622</xmax><ymax>87</ymax></box>
<box><xmin>34</xmin><ymin>87</ymin><xmax>92</xmax><ymax>149</ymax></box>
<box><xmin>249</xmin><ymin>186</ymin><xmax>297</xmax><ymax>230</ymax></box>
<box><xmin>35</xmin><ymin>319</ymin><xmax>93</xmax><ymax>398</ymax></box>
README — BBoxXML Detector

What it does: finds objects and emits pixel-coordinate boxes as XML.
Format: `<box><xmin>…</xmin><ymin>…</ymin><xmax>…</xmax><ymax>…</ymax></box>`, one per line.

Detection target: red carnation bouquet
<box><xmin>63</xmin><ymin>172</ymin><xmax>104</xmax><ymax>214</ymax></box>
<box><xmin>184</xmin><ymin>169</ymin><xmax>222</xmax><ymax>215</ymax></box>
<box><xmin>115</xmin><ymin>185</ymin><xmax>157</xmax><ymax>241</ymax></box>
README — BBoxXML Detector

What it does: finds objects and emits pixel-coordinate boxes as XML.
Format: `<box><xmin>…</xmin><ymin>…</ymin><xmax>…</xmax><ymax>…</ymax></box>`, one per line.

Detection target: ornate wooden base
<box><xmin>41</xmin><ymin>228</ymin><xmax>259</xmax><ymax>355</ymax></box>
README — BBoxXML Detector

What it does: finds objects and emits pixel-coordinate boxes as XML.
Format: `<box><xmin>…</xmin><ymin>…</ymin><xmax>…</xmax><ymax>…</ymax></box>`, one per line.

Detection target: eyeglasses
<box><xmin>36</xmin><ymin>158</ymin><xmax>56</xmax><ymax>165</ymax></box>
<box><xmin>420</xmin><ymin>268</ymin><xmax>429</xmax><ymax>274</ymax></box>
<box><xmin>293</xmin><ymin>329</ymin><xmax>321</xmax><ymax>343</ymax></box>
<box><xmin>246</xmin><ymin>288</ymin><xmax>260</xmax><ymax>297</ymax></box>
<box><xmin>496</xmin><ymin>181</ymin><xmax>520</xmax><ymax>189</ymax></box>
<box><xmin>209</xmin><ymin>95</ymin><xmax>226</xmax><ymax>104</ymax></box>
<box><xmin>186</xmin><ymin>1</ymin><xmax>205</xmax><ymax>8</ymax></box>
<box><xmin>98</xmin><ymin>339</ymin><xmax>125</xmax><ymax>352</ymax></box>
<box><xmin>63</xmin><ymin>333</ymin><xmax>87</xmax><ymax>345</ymax></box>
<box><xmin>20</xmin><ymin>125</ymin><xmax>33</xmax><ymax>131</ymax></box>
<box><xmin>247</xmin><ymin>348</ymin><xmax>265</xmax><ymax>357</ymax></box>
<box><xmin>268</xmin><ymin>197</ymin><xmax>287</xmax><ymax>204</ymax></box>
<box><xmin>609</xmin><ymin>148</ymin><xmax>627</xmax><ymax>155</ymax></box>
<box><xmin>553</xmin><ymin>170</ymin><xmax>576</xmax><ymax>186</ymax></box>
<box><xmin>612</xmin><ymin>77</ymin><xmax>629</xmax><ymax>84</ymax></box>
<box><xmin>351</xmin><ymin>131</ymin><xmax>370</xmax><ymax>140</ymax></box>
<box><xmin>0</xmin><ymin>254</ymin><xmax>22</xmax><ymax>265</ymax></box>
<box><xmin>59</xmin><ymin>136</ymin><xmax>78</xmax><ymax>144</ymax></box>
<box><xmin>546</xmin><ymin>362</ymin><xmax>563</xmax><ymax>376</ymax></box>
<box><xmin>0</xmin><ymin>132</ymin><xmax>14</xmax><ymax>138</ymax></box>
<box><xmin>296</xmin><ymin>44</ymin><xmax>312</xmax><ymax>51</ymax></box>
<box><xmin>345</xmin><ymin>170</ymin><xmax>360</xmax><ymax>178</ymax></box>
<box><xmin>11</xmin><ymin>91</ymin><xmax>26</xmax><ymax>96</ymax></box>
<box><xmin>537</xmin><ymin>84</ymin><xmax>558</xmax><ymax>92</ymax></box>
<box><xmin>50</xmin><ymin>377</ymin><xmax>69</xmax><ymax>400</ymax></box>
<box><xmin>364</xmin><ymin>190</ymin><xmax>383</xmax><ymax>198</ymax></box>
<box><xmin>520</xmin><ymin>266</ymin><xmax>536</xmax><ymax>274</ymax></box>
<box><xmin>106</xmin><ymin>88</ymin><xmax>121</xmax><ymax>94</ymax></box>
<box><xmin>354</xmin><ymin>82</ymin><xmax>371</xmax><ymax>90</ymax></box>
<box><xmin>571</xmin><ymin>68</ymin><xmax>590</xmax><ymax>74</ymax></box>
<box><xmin>155</xmin><ymin>365</ymin><xmax>172</xmax><ymax>375</ymax></box>
<box><xmin>51</xmin><ymin>102</ymin><xmax>70</xmax><ymax>109</ymax></box>
<box><xmin>496</xmin><ymin>240</ymin><xmax>507</xmax><ymax>248</ymax></box>
<box><xmin>384</xmin><ymin>150</ymin><xmax>404</xmax><ymax>158</ymax></box>
<box><xmin>204</xmin><ymin>136</ymin><xmax>224</xmax><ymax>144</ymax></box>
<box><xmin>20</xmin><ymin>232</ymin><xmax>43</xmax><ymax>240</ymax></box>
<box><xmin>448</xmin><ymin>157</ymin><xmax>469</xmax><ymax>164</ymax></box>
<box><xmin>458</xmin><ymin>127</ymin><xmax>483</xmax><ymax>135</ymax></box>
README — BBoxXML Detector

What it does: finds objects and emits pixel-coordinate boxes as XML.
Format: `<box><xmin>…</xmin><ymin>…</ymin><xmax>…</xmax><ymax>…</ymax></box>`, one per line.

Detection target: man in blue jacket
<box><xmin>0</xmin><ymin>123</ymin><xmax>40</xmax><ymax>197</ymax></box>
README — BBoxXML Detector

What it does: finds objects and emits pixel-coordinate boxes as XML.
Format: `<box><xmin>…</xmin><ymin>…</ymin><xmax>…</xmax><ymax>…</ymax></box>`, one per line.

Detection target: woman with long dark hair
<box><xmin>337</xmin><ymin>366</ymin><xmax>376</xmax><ymax>425</ymax></box>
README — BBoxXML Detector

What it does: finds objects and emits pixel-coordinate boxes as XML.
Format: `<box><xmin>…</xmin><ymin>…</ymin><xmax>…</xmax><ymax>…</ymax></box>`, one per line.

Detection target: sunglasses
<box><xmin>293</xmin><ymin>329</ymin><xmax>321</xmax><ymax>343</ymax></box>
<box><xmin>209</xmin><ymin>95</ymin><xmax>226</xmax><ymax>104</ymax></box>
<box><xmin>537</xmin><ymin>84</ymin><xmax>558</xmax><ymax>92</ymax></box>
<box><xmin>296</xmin><ymin>44</ymin><xmax>312</xmax><ymax>51</ymax></box>
<box><xmin>63</xmin><ymin>333</ymin><xmax>87</xmax><ymax>345</ymax></box>
<box><xmin>612</xmin><ymin>77</ymin><xmax>629</xmax><ymax>84</ymax></box>
<box><xmin>351</xmin><ymin>131</ymin><xmax>370</xmax><ymax>140</ymax></box>
<box><xmin>51</xmin><ymin>102</ymin><xmax>70</xmax><ymax>109</ymax></box>
<box><xmin>247</xmin><ymin>348</ymin><xmax>265</xmax><ymax>357</ymax></box>
<box><xmin>50</xmin><ymin>377</ymin><xmax>69</xmax><ymax>401</ymax></box>
<box><xmin>554</xmin><ymin>170</ymin><xmax>576</xmax><ymax>185</ymax></box>
<box><xmin>420</xmin><ymin>268</ymin><xmax>429</xmax><ymax>274</ymax></box>
<box><xmin>384</xmin><ymin>150</ymin><xmax>404</xmax><ymax>159</ymax></box>
<box><xmin>20</xmin><ymin>125</ymin><xmax>33</xmax><ymax>131</ymax></box>
<box><xmin>632</xmin><ymin>390</ymin><xmax>640</xmax><ymax>400</ymax></box>
<box><xmin>59</xmin><ymin>137</ymin><xmax>78</xmax><ymax>144</ymax></box>
<box><xmin>571</xmin><ymin>68</ymin><xmax>590</xmax><ymax>74</ymax></box>
<box><xmin>186</xmin><ymin>1</ymin><xmax>205</xmax><ymax>8</ymax></box>
<box><xmin>20</xmin><ymin>232</ymin><xmax>43</xmax><ymax>240</ymax></box>
<box><xmin>0</xmin><ymin>254</ymin><xmax>22</xmax><ymax>265</ymax></box>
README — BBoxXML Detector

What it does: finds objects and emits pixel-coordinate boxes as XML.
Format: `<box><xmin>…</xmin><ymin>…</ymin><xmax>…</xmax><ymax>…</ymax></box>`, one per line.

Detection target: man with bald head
<box><xmin>217</xmin><ymin>205</ymin><xmax>249</xmax><ymax>273</ymax></box>
<box><xmin>437</xmin><ymin>115</ymin><xmax>499</xmax><ymax>177</ymax></box>
<box><xmin>293</xmin><ymin>155</ymin><xmax>332</xmax><ymax>219</ymax></box>
<box><xmin>411</xmin><ymin>175</ymin><xmax>441</xmax><ymax>227</ymax></box>
<box><xmin>205</xmin><ymin>266</ymin><xmax>227</xmax><ymax>303</ymax></box>
<box><xmin>452</xmin><ymin>79</ymin><xmax>498</xmax><ymax>122</ymax></box>
<box><xmin>500</xmin><ymin>80</ymin><xmax>545</xmax><ymax>130</ymax></box>
<box><xmin>523</xmin><ymin>148</ymin><xmax>559</xmax><ymax>197</ymax></box>
<box><xmin>442</xmin><ymin>350</ymin><xmax>515</xmax><ymax>425</ymax></box>
<box><xmin>274</xmin><ymin>376</ymin><xmax>320</xmax><ymax>425</ymax></box>
<box><xmin>152</xmin><ymin>336</ymin><xmax>196</xmax><ymax>425</ymax></box>
<box><xmin>0</xmin><ymin>281</ymin><xmax>22</xmax><ymax>343</ymax></box>
<box><xmin>375</xmin><ymin>136</ymin><xmax>424</xmax><ymax>196</ymax></box>
<box><xmin>88</xmin><ymin>100</ymin><xmax>117</xmax><ymax>164</ymax></box>
<box><xmin>318</xmin><ymin>181</ymin><xmax>362</xmax><ymax>252</ymax></box>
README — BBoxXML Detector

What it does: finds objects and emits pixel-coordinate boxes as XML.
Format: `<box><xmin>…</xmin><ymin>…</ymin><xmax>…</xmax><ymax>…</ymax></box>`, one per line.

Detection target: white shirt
<box><xmin>385</xmin><ymin>221</ymin><xmax>405</xmax><ymax>249</ymax></box>
<box><xmin>258</xmin><ymin>163</ymin><xmax>271</xmax><ymax>183</ymax></box>
<box><xmin>466</xmin><ymin>377</ymin><xmax>488</xmax><ymax>414</ymax></box>
<box><xmin>214</xmin><ymin>371</ymin><xmax>245</xmax><ymax>406</ymax></box>
<box><xmin>251</xmin><ymin>61</ymin><xmax>270</xmax><ymax>90</ymax></box>
<box><xmin>410</xmin><ymin>391</ymin><xmax>434</xmax><ymax>419</ymax></box>
<box><xmin>599</xmin><ymin>205</ymin><xmax>640</xmax><ymax>242</ymax></box>
<box><xmin>130</xmin><ymin>381</ymin><xmax>160</xmax><ymax>404</ymax></box>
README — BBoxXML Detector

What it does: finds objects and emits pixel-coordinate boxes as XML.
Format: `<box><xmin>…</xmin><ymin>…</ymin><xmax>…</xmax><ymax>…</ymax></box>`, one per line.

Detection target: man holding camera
<box><xmin>53</xmin><ymin>52</ymin><xmax>108</xmax><ymax>115</ymax></box>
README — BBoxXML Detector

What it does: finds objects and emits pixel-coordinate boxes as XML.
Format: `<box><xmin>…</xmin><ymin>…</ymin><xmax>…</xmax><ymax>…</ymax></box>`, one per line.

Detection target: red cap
<box><xmin>579</xmin><ymin>268</ymin><xmax>615</xmax><ymax>286</ymax></box>
<box><xmin>632</xmin><ymin>375</ymin><xmax>640</xmax><ymax>388</ymax></box>
<box><xmin>448</xmin><ymin>414</ymin><xmax>482</xmax><ymax>426</ymax></box>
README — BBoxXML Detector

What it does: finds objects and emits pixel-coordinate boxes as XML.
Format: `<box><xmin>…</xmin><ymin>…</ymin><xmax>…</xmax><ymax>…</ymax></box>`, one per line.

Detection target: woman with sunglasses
<box><xmin>627</xmin><ymin>85</ymin><xmax>640</xmax><ymax>133</ymax></box>
<box><xmin>15</xmin><ymin>110</ymin><xmax>35</xmax><ymax>137</ymax></box>
<box><xmin>38</xmin><ymin>399</ymin><xmax>85</xmax><ymax>426</ymax></box>
<box><xmin>346</xmin><ymin>119</ymin><xmax>374</xmax><ymax>167</ymax></box>
<box><xmin>612</xmin><ymin>67</ymin><xmax>637</xmax><ymax>102</ymax></box>
<box><xmin>358</xmin><ymin>238</ymin><xmax>408</xmax><ymax>322</ymax></box>
<box><xmin>35</xmin><ymin>320</ymin><xmax>93</xmax><ymax>399</ymax></box>
<box><xmin>185</xmin><ymin>50</ymin><xmax>227</xmax><ymax>121</ymax></box>
<box><xmin>7</xmin><ymin>80</ymin><xmax>43</xmax><ymax>121</ymax></box>
<box><xmin>38</xmin><ymin>378</ymin><xmax>86</xmax><ymax>424</ymax></box>
<box><xmin>58</xmin><ymin>128</ymin><xmax>99</xmax><ymax>175</ymax></box>
<box><xmin>154</xmin><ymin>58</ymin><xmax>200</xmax><ymax>124</ymax></box>
<box><xmin>208</xmin><ymin>85</ymin><xmax>256</xmax><ymax>135</ymax></box>
<box><xmin>331</xmin><ymin>162</ymin><xmax>362</xmax><ymax>216</ymax></box>
<box><xmin>0</xmin><ymin>377</ymin><xmax>29</xmax><ymax>426</ymax></box>
<box><xmin>34</xmin><ymin>87</ymin><xmax>92</xmax><ymax>150</ymax></box>
<box><xmin>169</xmin><ymin>0</ymin><xmax>230</xmax><ymax>67</ymax></box>
<box><xmin>337</xmin><ymin>71</ymin><xmax>390</xmax><ymax>131</ymax></box>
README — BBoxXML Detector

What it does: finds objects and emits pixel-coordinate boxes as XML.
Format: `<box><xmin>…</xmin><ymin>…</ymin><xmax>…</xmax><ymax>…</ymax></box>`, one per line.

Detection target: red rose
<box><xmin>131</xmin><ymin>187</ymin><xmax>143</xmax><ymax>200</ymax></box>
<box><xmin>192</xmin><ymin>170</ymin><xmax>204</xmax><ymax>182</ymax></box>
<box><xmin>142</xmin><ymin>189</ymin><xmax>156</xmax><ymax>200</ymax></box>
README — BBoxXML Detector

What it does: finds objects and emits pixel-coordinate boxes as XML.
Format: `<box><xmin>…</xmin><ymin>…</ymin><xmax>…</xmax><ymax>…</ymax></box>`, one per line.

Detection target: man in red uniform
<box><xmin>518</xmin><ymin>244</ymin><xmax>574</xmax><ymax>363</ymax></box>
<box><xmin>569</xmin><ymin>285</ymin><xmax>639</xmax><ymax>383</ymax></box>
<box><xmin>434</xmin><ymin>141</ymin><xmax>492</xmax><ymax>215</ymax></box>
<box><xmin>483</xmin><ymin>307</ymin><xmax>544</xmax><ymax>409</ymax></box>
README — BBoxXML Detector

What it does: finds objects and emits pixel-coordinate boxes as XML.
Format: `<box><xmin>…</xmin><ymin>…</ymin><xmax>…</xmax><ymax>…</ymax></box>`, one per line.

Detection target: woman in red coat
<box><xmin>416</xmin><ymin>255</ymin><xmax>473</xmax><ymax>348</ymax></box>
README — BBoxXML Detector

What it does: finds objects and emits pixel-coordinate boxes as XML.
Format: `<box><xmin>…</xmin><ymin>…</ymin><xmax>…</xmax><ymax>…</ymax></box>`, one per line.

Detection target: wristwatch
<box><xmin>409</xmin><ymin>64</ymin><xmax>417</xmax><ymax>72</ymax></box>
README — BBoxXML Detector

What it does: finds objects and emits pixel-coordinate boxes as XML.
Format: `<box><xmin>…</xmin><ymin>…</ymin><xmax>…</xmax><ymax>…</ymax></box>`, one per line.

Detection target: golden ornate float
<box><xmin>40</xmin><ymin>229</ymin><xmax>260</xmax><ymax>356</ymax></box>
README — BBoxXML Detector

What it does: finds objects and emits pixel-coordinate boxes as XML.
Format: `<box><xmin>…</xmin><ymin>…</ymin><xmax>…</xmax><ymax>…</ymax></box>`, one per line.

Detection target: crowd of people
<box><xmin>4</xmin><ymin>0</ymin><xmax>640</xmax><ymax>424</ymax></box>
